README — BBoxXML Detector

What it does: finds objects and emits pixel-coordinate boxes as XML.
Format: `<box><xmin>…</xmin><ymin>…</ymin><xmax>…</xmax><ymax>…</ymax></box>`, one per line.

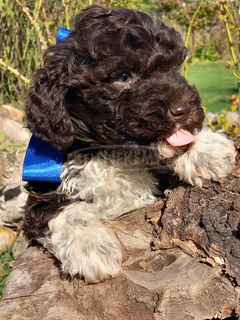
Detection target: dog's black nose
<box><xmin>170</xmin><ymin>104</ymin><xmax>191</xmax><ymax>119</ymax></box>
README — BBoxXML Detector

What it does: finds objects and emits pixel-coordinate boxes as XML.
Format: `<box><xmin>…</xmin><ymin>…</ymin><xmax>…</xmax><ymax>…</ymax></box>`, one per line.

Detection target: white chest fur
<box><xmin>59</xmin><ymin>153</ymin><xmax>159</xmax><ymax>220</ymax></box>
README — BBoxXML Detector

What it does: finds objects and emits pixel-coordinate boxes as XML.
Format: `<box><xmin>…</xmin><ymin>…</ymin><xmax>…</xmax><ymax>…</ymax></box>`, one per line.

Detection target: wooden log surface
<box><xmin>0</xmin><ymin>138</ymin><xmax>240</xmax><ymax>320</ymax></box>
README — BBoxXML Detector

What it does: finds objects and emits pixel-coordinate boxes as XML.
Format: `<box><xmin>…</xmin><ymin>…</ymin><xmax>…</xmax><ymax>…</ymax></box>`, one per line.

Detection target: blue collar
<box><xmin>56</xmin><ymin>27</ymin><xmax>71</xmax><ymax>44</ymax></box>
<box><xmin>22</xmin><ymin>135</ymin><xmax>95</xmax><ymax>183</ymax></box>
<box><xmin>22</xmin><ymin>136</ymin><xmax>63</xmax><ymax>183</ymax></box>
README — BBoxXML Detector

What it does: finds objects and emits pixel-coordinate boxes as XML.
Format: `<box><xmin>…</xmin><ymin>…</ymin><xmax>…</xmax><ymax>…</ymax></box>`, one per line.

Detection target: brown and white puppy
<box><xmin>23</xmin><ymin>5</ymin><xmax>236</xmax><ymax>283</ymax></box>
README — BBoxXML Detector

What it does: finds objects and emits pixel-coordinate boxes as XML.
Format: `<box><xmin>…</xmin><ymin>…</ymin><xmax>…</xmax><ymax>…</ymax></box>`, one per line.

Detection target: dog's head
<box><xmin>25</xmin><ymin>5</ymin><xmax>204</xmax><ymax>150</ymax></box>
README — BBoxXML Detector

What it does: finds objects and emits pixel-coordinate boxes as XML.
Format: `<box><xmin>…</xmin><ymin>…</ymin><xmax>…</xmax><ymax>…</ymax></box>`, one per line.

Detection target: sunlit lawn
<box><xmin>187</xmin><ymin>62</ymin><xmax>238</xmax><ymax>113</ymax></box>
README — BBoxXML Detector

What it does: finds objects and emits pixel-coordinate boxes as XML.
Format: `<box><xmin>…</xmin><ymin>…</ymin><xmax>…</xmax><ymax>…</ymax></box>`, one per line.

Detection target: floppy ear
<box><xmin>25</xmin><ymin>53</ymin><xmax>74</xmax><ymax>150</ymax></box>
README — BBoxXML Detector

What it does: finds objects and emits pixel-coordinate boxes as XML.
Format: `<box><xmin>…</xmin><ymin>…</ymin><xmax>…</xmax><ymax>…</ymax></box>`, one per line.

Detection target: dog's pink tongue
<box><xmin>166</xmin><ymin>129</ymin><xmax>196</xmax><ymax>146</ymax></box>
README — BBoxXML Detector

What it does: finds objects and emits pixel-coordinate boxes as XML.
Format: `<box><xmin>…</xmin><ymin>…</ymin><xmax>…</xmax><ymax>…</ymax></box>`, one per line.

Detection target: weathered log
<box><xmin>0</xmin><ymin>138</ymin><xmax>239</xmax><ymax>320</ymax></box>
<box><xmin>150</xmin><ymin>137</ymin><xmax>240</xmax><ymax>287</ymax></box>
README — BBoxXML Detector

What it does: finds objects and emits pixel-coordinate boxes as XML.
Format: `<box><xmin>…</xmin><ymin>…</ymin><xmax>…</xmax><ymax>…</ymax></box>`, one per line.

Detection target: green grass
<box><xmin>0</xmin><ymin>247</ymin><xmax>14</xmax><ymax>299</ymax></box>
<box><xmin>187</xmin><ymin>62</ymin><xmax>238</xmax><ymax>113</ymax></box>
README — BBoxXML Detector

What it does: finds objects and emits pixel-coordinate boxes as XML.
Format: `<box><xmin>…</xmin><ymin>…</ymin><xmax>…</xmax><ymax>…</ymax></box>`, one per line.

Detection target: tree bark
<box><xmin>1</xmin><ymin>138</ymin><xmax>240</xmax><ymax>320</ymax></box>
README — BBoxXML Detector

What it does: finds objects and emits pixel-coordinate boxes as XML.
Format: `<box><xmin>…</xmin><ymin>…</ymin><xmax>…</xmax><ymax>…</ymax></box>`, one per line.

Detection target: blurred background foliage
<box><xmin>0</xmin><ymin>0</ymin><xmax>239</xmax><ymax>114</ymax></box>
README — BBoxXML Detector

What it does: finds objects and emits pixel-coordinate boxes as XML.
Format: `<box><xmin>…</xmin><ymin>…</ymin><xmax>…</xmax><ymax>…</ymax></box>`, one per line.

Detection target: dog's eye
<box><xmin>116</xmin><ymin>73</ymin><xmax>130</xmax><ymax>83</ymax></box>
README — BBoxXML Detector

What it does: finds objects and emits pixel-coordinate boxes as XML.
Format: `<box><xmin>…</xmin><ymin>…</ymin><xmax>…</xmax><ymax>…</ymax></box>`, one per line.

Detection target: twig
<box><xmin>22</xmin><ymin>30</ymin><xmax>31</xmax><ymax>61</ymax></box>
<box><xmin>184</xmin><ymin>0</ymin><xmax>204</xmax><ymax>79</ymax></box>
<box><xmin>220</xmin><ymin>2</ymin><xmax>240</xmax><ymax>133</ymax></box>
<box><xmin>0</xmin><ymin>58</ymin><xmax>30</xmax><ymax>84</ymax></box>
<box><xmin>15</xmin><ymin>0</ymin><xmax>47</xmax><ymax>50</ymax></box>
<box><xmin>34</xmin><ymin>0</ymin><xmax>43</xmax><ymax>22</ymax></box>
<box><xmin>220</xmin><ymin>3</ymin><xmax>240</xmax><ymax>79</ymax></box>
<box><xmin>65</xmin><ymin>0</ymin><xmax>70</xmax><ymax>29</ymax></box>
<box><xmin>224</xmin><ymin>4</ymin><xmax>240</xmax><ymax>35</ymax></box>
<box><xmin>228</xmin><ymin>68</ymin><xmax>240</xmax><ymax>80</ymax></box>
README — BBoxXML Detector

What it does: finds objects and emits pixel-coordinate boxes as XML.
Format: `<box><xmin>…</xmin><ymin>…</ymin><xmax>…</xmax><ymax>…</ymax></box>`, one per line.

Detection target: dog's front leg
<box><xmin>45</xmin><ymin>202</ymin><xmax>122</xmax><ymax>283</ymax></box>
<box><xmin>172</xmin><ymin>128</ymin><xmax>236</xmax><ymax>187</ymax></box>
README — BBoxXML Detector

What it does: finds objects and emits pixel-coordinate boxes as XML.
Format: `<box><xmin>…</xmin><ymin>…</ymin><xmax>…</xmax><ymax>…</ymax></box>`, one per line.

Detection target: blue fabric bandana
<box><xmin>56</xmin><ymin>27</ymin><xmax>72</xmax><ymax>44</ymax></box>
<box><xmin>22</xmin><ymin>27</ymin><xmax>71</xmax><ymax>183</ymax></box>
<box><xmin>22</xmin><ymin>136</ymin><xmax>63</xmax><ymax>183</ymax></box>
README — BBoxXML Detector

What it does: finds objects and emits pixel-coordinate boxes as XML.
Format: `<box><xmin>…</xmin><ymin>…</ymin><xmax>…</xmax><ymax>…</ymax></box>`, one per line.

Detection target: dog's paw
<box><xmin>52</xmin><ymin>225</ymin><xmax>122</xmax><ymax>283</ymax></box>
<box><xmin>173</xmin><ymin>128</ymin><xmax>236</xmax><ymax>187</ymax></box>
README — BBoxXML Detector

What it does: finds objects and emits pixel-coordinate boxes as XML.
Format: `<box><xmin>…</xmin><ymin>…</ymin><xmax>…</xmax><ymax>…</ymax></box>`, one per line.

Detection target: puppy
<box><xmin>23</xmin><ymin>5</ymin><xmax>236</xmax><ymax>283</ymax></box>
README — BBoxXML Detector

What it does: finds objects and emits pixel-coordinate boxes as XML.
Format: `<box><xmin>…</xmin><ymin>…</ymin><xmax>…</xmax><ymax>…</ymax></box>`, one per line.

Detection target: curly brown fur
<box><xmin>24</xmin><ymin>5</ymin><xmax>204</xmax><ymax>149</ymax></box>
<box><xmin>23</xmin><ymin>182</ymin><xmax>71</xmax><ymax>241</ymax></box>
